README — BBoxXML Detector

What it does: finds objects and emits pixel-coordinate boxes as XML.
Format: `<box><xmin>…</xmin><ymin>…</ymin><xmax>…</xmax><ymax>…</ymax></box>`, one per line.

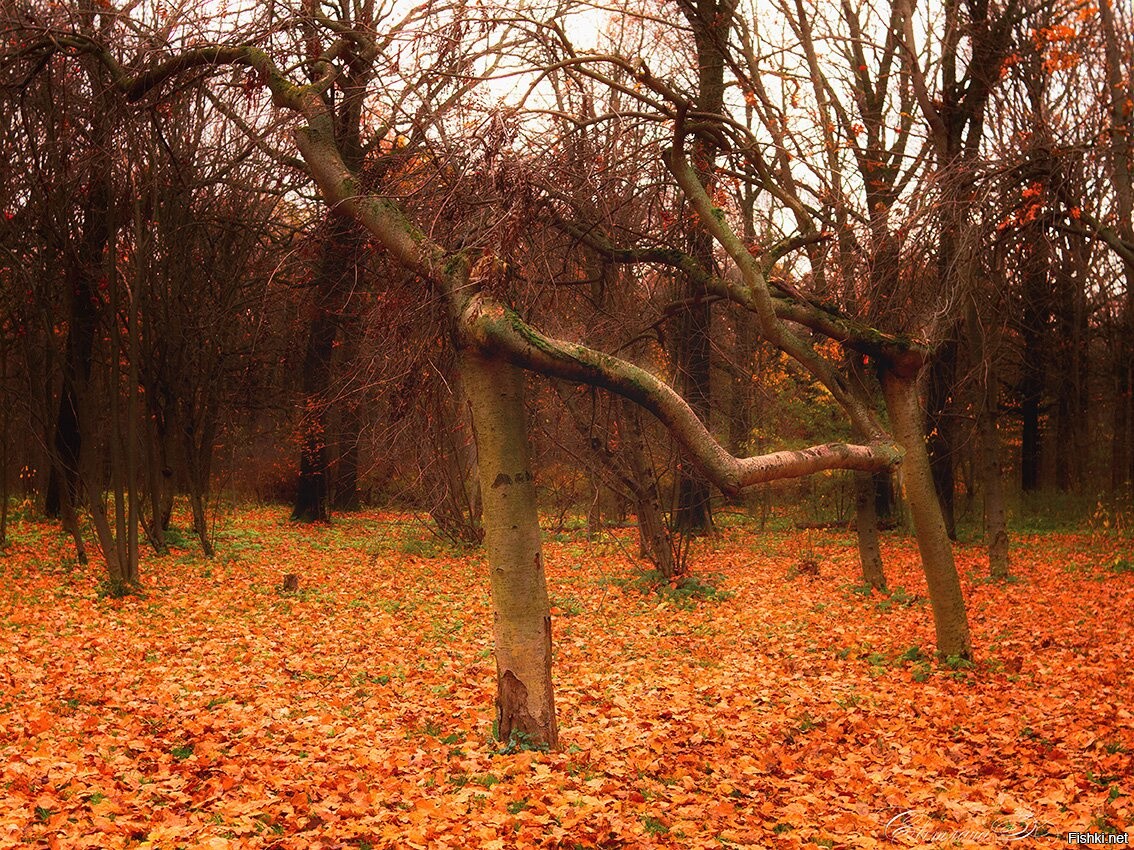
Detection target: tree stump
<box><xmin>281</xmin><ymin>573</ymin><xmax>299</xmax><ymax>593</ymax></box>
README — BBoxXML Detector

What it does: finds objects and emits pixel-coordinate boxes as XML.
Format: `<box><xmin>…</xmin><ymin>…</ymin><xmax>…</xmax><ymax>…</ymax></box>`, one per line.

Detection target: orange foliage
<box><xmin>0</xmin><ymin>510</ymin><xmax>1131</xmax><ymax>847</ymax></box>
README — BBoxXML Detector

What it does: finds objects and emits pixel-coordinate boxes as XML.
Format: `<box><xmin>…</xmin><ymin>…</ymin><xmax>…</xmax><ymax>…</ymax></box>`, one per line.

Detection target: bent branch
<box><xmin>555</xmin><ymin>215</ymin><xmax>927</xmax><ymax>378</ymax></box>
<box><xmin>459</xmin><ymin>294</ymin><xmax>902</xmax><ymax>496</ymax></box>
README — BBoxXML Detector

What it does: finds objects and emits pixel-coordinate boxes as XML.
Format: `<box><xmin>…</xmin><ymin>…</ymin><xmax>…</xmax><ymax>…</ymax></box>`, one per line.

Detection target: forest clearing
<box><xmin>1</xmin><ymin>507</ymin><xmax>1130</xmax><ymax>848</ymax></box>
<box><xmin>3</xmin><ymin>0</ymin><xmax>1134</xmax><ymax>845</ymax></box>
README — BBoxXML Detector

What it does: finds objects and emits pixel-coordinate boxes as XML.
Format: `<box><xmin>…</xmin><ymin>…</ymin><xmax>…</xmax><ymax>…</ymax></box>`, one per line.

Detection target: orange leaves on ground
<box><xmin>0</xmin><ymin>509</ymin><xmax>1131</xmax><ymax>847</ymax></box>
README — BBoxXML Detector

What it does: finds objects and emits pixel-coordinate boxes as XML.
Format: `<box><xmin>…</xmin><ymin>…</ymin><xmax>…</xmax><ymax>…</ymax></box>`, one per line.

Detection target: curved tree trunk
<box><xmin>881</xmin><ymin>372</ymin><xmax>972</xmax><ymax>659</ymax></box>
<box><xmin>461</xmin><ymin>351</ymin><xmax>558</xmax><ymax>750</ymax></box>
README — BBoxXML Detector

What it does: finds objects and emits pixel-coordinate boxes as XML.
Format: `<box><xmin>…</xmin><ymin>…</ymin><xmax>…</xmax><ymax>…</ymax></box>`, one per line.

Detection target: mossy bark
<box><xmin>461</xmin><ymin>351</ymin><xmax>558</xmax><ymax>750</ymax></box>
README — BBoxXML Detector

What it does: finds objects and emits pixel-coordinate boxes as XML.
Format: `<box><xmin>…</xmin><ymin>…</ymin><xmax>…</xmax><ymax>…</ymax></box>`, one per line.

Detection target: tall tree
<box><xmin>669</xmin><ymin>0</ymin><xmax>738</xmax><ymax>534</ymax></box>
<box><xmin>1098</xmin><ymin>0</ymin><xmax>1134</xmax><ymax>495</ymax></box>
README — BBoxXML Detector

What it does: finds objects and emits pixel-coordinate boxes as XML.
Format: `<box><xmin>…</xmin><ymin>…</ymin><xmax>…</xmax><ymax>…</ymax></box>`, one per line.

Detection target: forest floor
<box><xmin>0</xmin><ymin>505</ymin><xmax>1131</xmax><ymax>849</ymax></box>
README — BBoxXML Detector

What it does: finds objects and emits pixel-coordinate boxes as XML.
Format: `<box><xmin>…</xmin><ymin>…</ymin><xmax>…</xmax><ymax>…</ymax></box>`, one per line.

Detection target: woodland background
<box><xmin>0</xmin><ymin>0</ymin><xmax>1131</xmax><ymax>568</ymax></box>
<box><xmin>0</xmin><ymin>1</ymin><xmax>1133</xmax><ymax>845</ymax></box>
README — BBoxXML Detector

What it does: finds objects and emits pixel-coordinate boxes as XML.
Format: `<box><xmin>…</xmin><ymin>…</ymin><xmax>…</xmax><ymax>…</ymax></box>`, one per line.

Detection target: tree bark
<box><xmin>291</xmin><ymin>307</ymin><xmax>337</xmax><ymax>523</ymax></box>
<box><xmin>331</xmin><ymin>310</ymin><xmax>362</xmax><ymax>511</ymax></box>
<box><xmin>671</xmin><ymin>0</ymin><xmax>738</xmax><ymax>535</ymax></box>
<box><xmin>881</xmin><ymin>371</ymin><xmax>972</xmax><ymax>659</ymax></box>
<box><xmin>1099</xmin><ymin>0</ymin><xmax>1134</xmax><ymax>496</ymax></box>
<box><xmin>461</xmin><ymin>351</ymin><xmax>557</xmax><ymax>750</ymax></box>
<box><xmin>926</xmin><ymin>335</ymin><xmax>958</xmax><ymax>539</ymax></box>
<box><xmin>967</xmin><ymin>304</ymin><xmax>1009</xmax><ymax>578</ymax></box>
<box><xmin>292</xmin><ymin>212</ymin><xmax>359</xmax><ymax>523</ymax></box>
<box><xmin>849</xmin><ymin>358</ymin><xmax>886</xmax><ymax>590</ymax></box>
<box><xmin>1019</xmin><ymin>258</ymin><xmax>1048</xmax><ymax>491</ymax></box>
<box><xmin>854</xmin><ymin>470</ymin><xmax>886</xmax><ymax>591</ymax></box>
<box><xmin>621</xmin><ymin>399</ymin><xmax>678</xmax><ymax>579</ymax></box>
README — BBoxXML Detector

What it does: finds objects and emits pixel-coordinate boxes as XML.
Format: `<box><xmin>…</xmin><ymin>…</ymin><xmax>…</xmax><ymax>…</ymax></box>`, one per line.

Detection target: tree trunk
<box><xmin>189</xmin><ymin>489</ymin><xmax>215</xmax><ymax>559</ymax></box>
<box><xmin>849</xmin><ymin>359</ymin><xmax>885</xmax><ymax>590</ymax></box>
<box><xmin>967</xmin><ymin>304</ymin><xmax>1010</xmax><ymax>578</ymax></box>
<box><xmin>728</xmin><ymin>310</ymin><xmax>756</xmax><ymax>458</ymax></box>
<box><xmin>461</xmin><ymin>351</ymin><xmax>557</xmax><ymax>750</ymax></box>
<box><xmin>881</xmin><ymin>372</ymin><xmax>972</xmax><ymax>659</ymax></box>
<box><xmin>429</xmin><ymin>371</ymin><xmax>483</xmax><ymax>544</ymax></box>
<box><xmin>331</xmin><ymin>310</ymin><xmax>362</xmax><ymax>511</ymax></box>
<box><xmin>185</xmin><ymin>417</ymin><xmax>217</xmax><ymax>558</ymax></box>
<box><xmin>585</xmin><ymin>466</ymin><xmax>602</xmax><ymax>540</ymax></box>
<box><xmin>1019</xmin><ymin>326</ymin><xmax>1045</xmax><ymax>493</ymax></box>
<box><xmin>671</xmin><ymin>0</ymin><xmax>738</xmax><ymax>536</ymax></box>
<box><xmin>854</xmin><ymin>470</ymin><xmax>886</xmax><ymax>591</ymax></box>
<box><xmin>332</xmin><ymin>398</ymin><xmax>362</xmax><ymax>512</ymax></box>
<box><xmin>621</xmin><ymin>400</ymin><xmax>678</xmax><ymax>579</ymax></box>
<box><xmin>292</xmin><ymin>213</ymin><xmax>359</xmax><ymax>523</ymax></box>
<box><xmin>291</xmin><ymin>312</ymin><xmax>335</xmax><ymax>523</ymax></box>
<box><xmin>979</xmin><ymin>402</ymin><xmax>1009</xmax><ymax>579</ymax></box>
<box><xmin>875</xmin><ymin>472</ymin><xmax>896</xmax><ymax>524</ymax></box>
<box><xmin>926</xmin><ymin>336</ymin><xmax>958</xmax><ymax>539</ymax></box>
<box><xmin>143</xmin><ymin>425</ymin><xmax>167</xmax><ymax>552</ymax></box>
<box><xmin>0</xmin><ymin>342</ymin><xmax>7</xmax><ymax>547</ymax></box>
<box><xmin>672</xmin><ymin>285</ymin><xmax>713</xmax><ymax>535</ymax></box>
<box><xmin>1099</xmin><ymin>0</ymin><xmax>1134</xmax><ymax>496</ymax></box>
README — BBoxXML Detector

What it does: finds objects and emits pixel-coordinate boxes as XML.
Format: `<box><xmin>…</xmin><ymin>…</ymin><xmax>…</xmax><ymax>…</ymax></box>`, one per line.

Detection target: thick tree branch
<box><xmin>555</xmin><ymin>214</ymin><xmax>927</xmax><ymax>377</ymax></box>
<box><xmin>460</xmin><ymin>295</ymin><xmax>902</xmax><ymax>496</ymax></box>
<box><xmin>665</xmin><ymin>140</ymin><xmax>891</xmax><ymax>439</ymax></box>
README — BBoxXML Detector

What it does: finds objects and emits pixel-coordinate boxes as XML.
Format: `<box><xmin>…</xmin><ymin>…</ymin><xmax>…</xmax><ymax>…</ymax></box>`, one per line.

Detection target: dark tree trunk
<box><xmin>670</xmin><ymin>310</ymin><xmax>714</xmax><ymax>537</ymax></box>
<box><xmin>332</xmin><ymin>430</ymin><xmax>361</xmax><ymax>511</ymax></box>
<box><xmin>854</xmin><ymin>470</ymin><xmax>886</xmax><ymax>591</ymax></box>
<box><xmin>622</xmin><ymin>400</ymin><xmax>678</xmax><ymax>579</ymax></box>
<box><xmin>46</xmin><ymin>159</ymin><xmax>107</xmax><ymax>557</ymax></box>
<box><xmin>292</xmin><ymin>302</ymin><xmax>338</xmax><ymax>522</ymax></box>
<box><xmin>1116</xmin><ymin>359</ymin><xmax>1133</xmax><ymax>495</ymax></box>
<box><xmin>926</xmin><ymin>335</ymin><xmax>958</xmax><ymax>539</ymax></box>
<box><xmin>1051</xmin><ymin>255</ymin><xmax>1089</xmax><ymax>492</ymax></box>
<box><xmin>331</xmin><ymin>311</ymin><xmax>362</xmax><ymax>512</ymax></box>
<box><xmin>0</xmin><ymin>343</ymin><xmax>8</xmax><ymax>547</ymax></box>
<box><xmin>1099</xmin><ymin>0</ymin><xmax>1134</xmax><ymax>496</ymax></box>
<box><xmin>966</xmin><ymin>303</ymin><xmax>1010</xmax><ymax>578</ymax></box>
<box><xmin>586</xmin><ymin>466</ymin><xmax>603</xmax><ymax>540</ymax></box>
<box><xmin>671</xmin><ymin>0</ymin><xmax>737</xmax><ymax>536</ymax></box>
<box><xmin>185</xmin><ymin>417</ymin><xmax>217</xmax><ymax>558</ymax></box>
<box><xmin>291</xmin><ymin>213</ymin><xmax>359</xmax><ymax>523</ymax></box>
<box><xmin>1019</xmin><ymin>269</ymin><xmax>1048</xmax><ymax>492</ymax></box>
<box><xmin>875</xmin><ymin>472</ymin><xmax>895</xmax><ymax>524</ymax></box>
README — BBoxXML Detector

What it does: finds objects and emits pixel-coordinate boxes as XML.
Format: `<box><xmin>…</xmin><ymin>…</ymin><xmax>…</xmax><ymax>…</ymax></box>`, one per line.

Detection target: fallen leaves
<box><xmin>0</xmin><ymin>510</ymin><xmax>1130</xmax><ymax>847</ymax></box>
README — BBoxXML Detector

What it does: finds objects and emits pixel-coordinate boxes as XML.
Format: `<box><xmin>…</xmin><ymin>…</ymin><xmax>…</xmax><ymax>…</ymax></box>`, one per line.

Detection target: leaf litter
<box><xmin>0</xmin><ymin>509</ymin><xmax>1130</xmax><ymax>847</ymax></box>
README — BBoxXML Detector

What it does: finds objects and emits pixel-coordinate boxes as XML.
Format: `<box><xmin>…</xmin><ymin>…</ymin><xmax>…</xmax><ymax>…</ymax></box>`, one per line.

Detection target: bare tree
<box><xmin>22</xmin><ymin>0</ymin><xmax>1040</xmax><ymax>745</ymax></box>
